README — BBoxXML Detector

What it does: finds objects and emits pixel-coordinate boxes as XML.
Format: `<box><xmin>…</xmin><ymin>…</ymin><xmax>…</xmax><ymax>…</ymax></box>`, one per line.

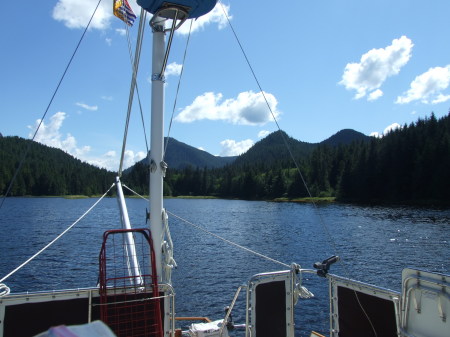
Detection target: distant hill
<box><xmin>0</xmin><ymin>136</ymin><xmax>115</xmax><ymax>196</ymax></box>
<box><xmin>124</xmin><ymin>137</ymin><xmax>236</xmax><ymax>173</ymax></box>
<box><xmin>231</xmin><ymin>129</ymin><xmax>368</xmax><ymax>167</ymax></box>
<box><xmin>1</xmin><ymin>128</ymin><xmax>369</xmax><ymax>196</ymax></box>
<box><xmin>126</xmin><ymin>129</ymin><xmax>369</xmax><ymax>171</ymax></box>
<box><xmin>320</xmin><ymin>129</ymin><xmax>370</xmax><ymax>146</ymax></box>
<box><xmin>163</xmin><ymin>137</ymin><xmax>236</xmax><ymax>169</ymax></box>
<box><xmin>232</xmin><ymin>130</ymin><xmax>315</xmax><ymax>167</ymax></box>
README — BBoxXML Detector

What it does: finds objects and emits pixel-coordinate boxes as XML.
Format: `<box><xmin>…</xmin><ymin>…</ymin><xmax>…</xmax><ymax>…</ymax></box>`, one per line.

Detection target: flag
<box><xmin>113</xmin><ymin>0</ymin><xmax>137</xmax><ymax>27</ymax></box>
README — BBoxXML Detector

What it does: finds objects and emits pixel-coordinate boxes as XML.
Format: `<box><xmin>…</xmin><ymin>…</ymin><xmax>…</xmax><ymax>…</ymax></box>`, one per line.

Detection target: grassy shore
<box><xmin>273</xmin><ymin>197</ymin><xmax>336</xmax><ymax>203</ymax></box>
<box><xmin>12</xmin><ymin>194</ymin><xmax>335</xmax><ymax>203</ymax></box>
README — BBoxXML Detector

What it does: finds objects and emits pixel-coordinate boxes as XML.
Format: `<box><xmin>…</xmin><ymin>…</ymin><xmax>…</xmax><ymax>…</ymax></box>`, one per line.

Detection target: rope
<box><xmin>118</xmin><ymin>8</ymin><xmax>148</xmax><ymax>176</ymax></box>
<box><xmin>0</xmin><ymin>0</ymin><xmax>103</xmax><ymax>211</ymax></box>
<box><xmin>0</xmin><ymin>183</ymin><xmax>114</xmax><ymax>285</ymax></box>
<box><xmin>122</xmin><ymin>184</ymin><xmax>290</xmax><ymax>269</ymax></box>
<box><xmin>168</xmin><ymin>211</ymin><xmax>290</xmax><ymax>268</ymax></box>
<box><xmin>163</xmin><ymin>20</ymin><xmax>193</xmax><ymax>160</ymax></box>
<box><xmin>219</xmin><ymin>3</ymin><xmax>378</xmax><ymax>335</ymax></box>
<box><xmin>0</xmin><ymin>283</ymin><xmax>10</xmax><ymax>297</ymax></box>
<box><xmin>129</xmin><ymin>12</ymin><xmax>150</xmax><ymax>156</ymax></box>
<box><xmin>219</xmin><ymin>1</ymin><xmax>312</xmax><ymax>192</ymax></box>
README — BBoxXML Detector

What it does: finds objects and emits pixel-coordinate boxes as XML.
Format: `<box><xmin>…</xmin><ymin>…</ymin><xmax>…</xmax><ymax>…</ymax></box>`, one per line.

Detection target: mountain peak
<box><xmin>320</xmin><ymin>129</ymin><xmax>369</xmax><ymax>146</ymax></box>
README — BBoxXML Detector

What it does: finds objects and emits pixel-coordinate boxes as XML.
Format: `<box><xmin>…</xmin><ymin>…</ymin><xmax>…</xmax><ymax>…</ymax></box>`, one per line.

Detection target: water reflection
<box><xmin>0</xmin><ymin>198</ymin><xmax>448</xmax><ymax>336</ymax></box>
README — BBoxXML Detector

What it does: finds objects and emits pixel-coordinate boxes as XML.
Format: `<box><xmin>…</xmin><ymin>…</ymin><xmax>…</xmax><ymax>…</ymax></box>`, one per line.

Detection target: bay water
<box><xmin>0</xmin><ymin>198</ymin><xmax>448</xmax><ymax>336</ymax></box>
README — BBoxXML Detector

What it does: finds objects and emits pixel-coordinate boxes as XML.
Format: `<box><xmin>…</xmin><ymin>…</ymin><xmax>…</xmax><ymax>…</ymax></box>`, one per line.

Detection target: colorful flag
<box><xmin>113</xmin><ymin>0</ymin><xmax>137</xmax><ymax>27</ymax></box>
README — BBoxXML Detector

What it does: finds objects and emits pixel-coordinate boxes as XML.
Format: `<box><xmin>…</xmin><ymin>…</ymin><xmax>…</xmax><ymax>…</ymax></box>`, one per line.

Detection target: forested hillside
<box><xmin>337</xmin><ymin>113</ymin><xmax>450</xmax><ymax>204</ymax></box>
<box><xmin>163</xmin><ymin>137</ymin><xmax>236</xmax><ymax>169</ymax></box>
<box><xmin>124</xmin><ymin>113</ymin><xmax>450</xmax><ymax>205</ymax></box>
<box><xmin>232</xmin><ymin>131</ymin><xmax>315</xmax><ymax>168</ymax></box>
<box><xmin>0</xmin><ymin>136</ymin><xmax>115</xmax><ymax>196</ymax></box>
<box><xmin>2</xmin><ymin>113</ymin><xmax>449</xmax><ymax>205</ymax></box>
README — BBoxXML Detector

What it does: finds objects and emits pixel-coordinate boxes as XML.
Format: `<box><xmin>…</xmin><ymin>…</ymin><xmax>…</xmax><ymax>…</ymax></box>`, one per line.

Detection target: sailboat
<box><xmin>0</xmin><ymin>1</ymin><xmax>449</xmax><ymax>337</ymax></box>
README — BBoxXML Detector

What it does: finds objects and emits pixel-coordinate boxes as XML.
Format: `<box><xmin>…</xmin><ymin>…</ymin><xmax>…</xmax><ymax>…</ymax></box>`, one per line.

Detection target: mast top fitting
<box><xmin>137</xmin><ymin>0</ymin><xmax>218</xmax><ymax>19</ymax></box>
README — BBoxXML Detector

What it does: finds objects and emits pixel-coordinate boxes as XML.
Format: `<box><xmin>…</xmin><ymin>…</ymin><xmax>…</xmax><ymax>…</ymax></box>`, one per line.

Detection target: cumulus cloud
<box><xmin>52</xmin><ymin>0</ymin><xmax>229</xmax><ymax>33</ymax></box>
<box><xmin>176</xmin><ymin>3</ymin><xmax>230</xmax><ymax>35</ymax></box>
<box><xmin>384</xmin><ymin>123</ymin><xmax>401</xmax><ymax>134</ymax></box>
<box><xmin>370</xmin><ymin>122</ymin><xmax>401</xmax><ymax>138</ymax></box>
<box><xmin>258</xmin><ymin>130</ymin><xmax>270</xmax><ymax>138</ymax></box>
<box><xmin>368</xmin><ymin>89</ymin><xmax>383</xmax><ymax>101</ymax></box>
<box><xmin>116</xmin><ymin>28</ymin><xmax>126</xmax><ymax>36</ymax></box>
<box><xmin>88</xmin><ymin>149</ymin><xmax>146</xmax><ymax>170</ymax></box>
<box><xmin>28</xmin><ymin>112</ymin><xmax>143</xmax><ymax>171</ymax></box>
<box><xmin>28</xmin><ymin>112</ymin><xmax>91</xmax><ymax>157</ymax></box>
<box><xmin>174</xmin><ymin>91</ymin><xmax>280</xmax><ymax>125</ymax></box>
<box><xmin>339</xmin><ymin>36</ymin><xmax>413</xmax><ymax>100</ymax></box>
<box><xmin>76</xmin><ymin>102</ymin><xmax>98</xmax><ymax>111</ymax></box>
<box><xmin>52</xmin><ymin>0</ymin><xmax>114</xmax><ymax>29</ymax></box>
<box><xmin>165</xmin><ymin>62</ymin><xmax>182</xmax><ymax>77</ymax></box>
<box><xmin>396</xmin><ymin>65</ymin><xmax>450</xmax><ymax>104</ymax></box>
<box><xmin>220</xmin><ymin>139</ymin><xmax>254</xmax><ymax>157</ymax></box>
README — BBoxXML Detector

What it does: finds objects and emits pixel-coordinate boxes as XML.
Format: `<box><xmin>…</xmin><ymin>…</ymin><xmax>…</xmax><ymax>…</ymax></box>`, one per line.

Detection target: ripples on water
<box><xmin>0</xmin><ymin>198</ymin><xmax>449</xmax><ymax>336</ymax></box>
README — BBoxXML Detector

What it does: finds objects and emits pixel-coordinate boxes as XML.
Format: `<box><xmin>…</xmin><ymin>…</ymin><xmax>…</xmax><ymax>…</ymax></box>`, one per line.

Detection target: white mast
<box><xmin>142</xmin><ymin>0</ymin><xmax>218</xmax><ymax>290</ymax></box>
<box><xmin>149</xmin><ymin>17</ymin><xmax>166</xmax><ymax>283</ymax></box>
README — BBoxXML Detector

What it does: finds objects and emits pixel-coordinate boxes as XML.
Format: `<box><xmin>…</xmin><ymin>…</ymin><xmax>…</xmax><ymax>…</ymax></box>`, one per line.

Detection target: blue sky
<box><xmin>2</xmin><ymin>0</ymin><xmax>450</xmax><ymax>171</ymax></box>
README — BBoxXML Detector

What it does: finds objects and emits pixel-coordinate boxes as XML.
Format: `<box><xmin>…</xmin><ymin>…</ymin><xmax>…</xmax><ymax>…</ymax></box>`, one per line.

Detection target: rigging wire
<box><xmin>163</xmin><ymin>20</ymin><xmax>194</xmax><ymax>160</ymax></box>
<box><xmin>218</xmin><ymin>2</ymin><xmax>378</xmax><ymax>335</ymax></box>
<box><xmin>122</xmin><ymin>184</ymin><xmax>290</xmax><ymax>269</ymax></box>
<box><xmin>0</xmin><ymin>183</ymin><xmax>114</xmax><ymax>287</ymax></box>
<box><xmin>0</xmin><ymin>0</ymin><xmax>103</xmax><ymax>211</ymax></box>
<box><xmin>218</xmin><ymin>2</ymin><xmax>315</xmax><ymax>200</ymax></box>
<box><xmin>118</xmin><ymin>8</ymin><xmax>149</xmax><ymax>176</ymax></box>
<box><xmin>129</xmin><ymin>10</ymin><xmax>150</xmax><ymax>153</ymax></box>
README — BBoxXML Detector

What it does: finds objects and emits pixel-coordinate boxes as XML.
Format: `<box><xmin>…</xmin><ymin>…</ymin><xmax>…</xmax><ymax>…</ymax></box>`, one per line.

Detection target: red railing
<box><xmin>99</xmin><ymin>228</ymin><xmax>163</xmax><ymax>337</ymax></box>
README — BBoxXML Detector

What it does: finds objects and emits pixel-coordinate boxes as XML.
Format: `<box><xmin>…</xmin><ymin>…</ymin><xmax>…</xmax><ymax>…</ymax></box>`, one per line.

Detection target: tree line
<box><xmin>2</xmin><ymin>112</ymin><xmax>449</xmax><ymax>206</ymax></box>
<box><xmin>0</xmin><ymin>136</ymin><xmax>115</xmax><ymax>196</ymax></box>
<box><xmin>124</xmin><ymin>112</ymin><xmax>450</xmax><ymax>206</ymax></box>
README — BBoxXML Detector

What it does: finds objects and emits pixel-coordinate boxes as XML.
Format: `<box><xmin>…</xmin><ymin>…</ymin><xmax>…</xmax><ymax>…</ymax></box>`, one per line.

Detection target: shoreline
<box><xmin>3</xmin><ymin>194</ymin><xmax>448</xmax><ymax>208</ymax></box>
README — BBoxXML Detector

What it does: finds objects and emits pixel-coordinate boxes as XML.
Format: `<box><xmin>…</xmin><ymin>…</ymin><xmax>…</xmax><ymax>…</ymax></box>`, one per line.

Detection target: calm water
<box><xmin>0</xmin><ymin>198</ymin><xmax>449</xmax><ymax>336</ymax></box>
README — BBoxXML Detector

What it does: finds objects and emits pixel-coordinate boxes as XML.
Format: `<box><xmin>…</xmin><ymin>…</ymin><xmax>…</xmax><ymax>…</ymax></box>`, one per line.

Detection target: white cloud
<box><xmin>28</xmin><ymin>112</ymin><xmax>144</xmax><ymax>171</ymax></box>
<box><xmin>396</xmin><ymin>65</ymin><xmax>450</xmax><ymax>104</ymax></box>
<box><xmin>165</xmin><ymin>62</ymin><xmax>182</xmax><ymax>77</ymax></box>
<box><xmin>28</xmin><ymin>112</ymin><xmax>91</xmax><ymax>157</ymax></box>
<box><xmin>258</xmin><ymin>130</ymin><xmax>270</xmax><ymax>138</ymax></box>
<box><xmin>52</xmin><ymin>1</ymin><xmax>228</xmax><ymax>33</ymax></box>
<box><xmin>105</xmin><ymin>150</ymin><xmax>116</xmax><ymax>158</ymax></box>
<box><xmin>220</xmin><ymin>139</ymin><xmax>254</xmax><ymax>157</ymax></box>
<box><xmin>116</xmin><ymin>28</ymin><xmax>127</xmax><ymax>36</ymax></box>
<box><xmin>368</xmin><ymin>89</ymin><xmax>383</xmax><ymax>101</ymax></box>
<box><xmin>101</xmin><ymin>96</ymin><xmax>113</xmax><ymax>101</ymax></box>
<box><xmin>176</xmin><ymin>3</ymin><xmax>230</xmax><ymax>35</ymax></box>
<box><xmin>52</xmin><ymin>0</ymin><xmax>113</xmax><ymax>30</ymax></box>
<box><xmin>339</xmin><ymin>36</ymin><xmax>413</xmax><ymax>100</ymax></box>
<box><xmin>370</xmin><ymin>122</ymin><xmax>401</xmax><ymax>138</ymax></box>
<box><xmin>432</xmin><ymin>94</ymin><xmax>450</xmax><ymax>104</ymax></box>
<box><xmin>89</xmin><ymin>150</ymin><xmax>146</xmax><ymax>171</ymax></box>
<box><xmin>174</xmin><ymin>91</ymin><xmax>280</xmax><ymax>125</ymax></box>
<box><xmin>127</xmin><ymin>150</ymin><xmax>147</xmax><ymax>165</ymax></box>
<box><xmin>383</xmin><ymin>123</ymin><xmax>401</xmax><ymax>134</ymax></box>
<box><xmin>105</xmin><ymin>38</ymin><xmax>112</xmax><ymax>46</ymax></box>
<box><xmin>76</xmin><ymin>102</ymin><xmax>98</xmax><ymax>111</ymax></box>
